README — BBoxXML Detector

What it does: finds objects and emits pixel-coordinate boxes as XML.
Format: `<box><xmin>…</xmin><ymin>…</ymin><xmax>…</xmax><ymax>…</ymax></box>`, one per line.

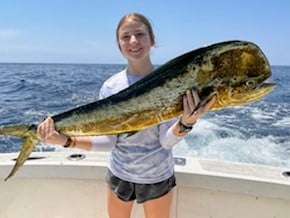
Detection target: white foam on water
<box><xmin>250</xmin><ymin>107</ymin><xmax>277</xmax><ymax>120</ymax></box>
<box><xmin>273</xmin><ymin>117</ymin><xmax>290</xmax><ymax>127</ymax></box>
<box><xmin>173</xmin><ymin>119</ymin><xmax>290</xmax><ymax>167</ymax></box>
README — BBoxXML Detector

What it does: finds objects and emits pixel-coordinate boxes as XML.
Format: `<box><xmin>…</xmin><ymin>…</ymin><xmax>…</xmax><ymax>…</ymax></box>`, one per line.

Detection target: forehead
<box><xmin>118</xmin><ymin>19</ymin><xmax>148</xmax><ymax>34</ymax></box>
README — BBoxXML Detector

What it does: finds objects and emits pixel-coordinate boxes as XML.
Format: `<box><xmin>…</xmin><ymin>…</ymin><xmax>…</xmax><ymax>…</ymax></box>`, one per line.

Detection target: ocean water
<box><xmin>0</xmin><ymin>63</ymin><xmax>289</xmax><ymax>168</ymax></box>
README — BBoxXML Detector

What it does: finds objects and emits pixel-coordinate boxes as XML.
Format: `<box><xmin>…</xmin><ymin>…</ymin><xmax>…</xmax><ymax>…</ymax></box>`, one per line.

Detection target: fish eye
<box><xmin>246</xmin><ymin>80</ymin><xmax>256</xmax><ymax>87</ymax></box>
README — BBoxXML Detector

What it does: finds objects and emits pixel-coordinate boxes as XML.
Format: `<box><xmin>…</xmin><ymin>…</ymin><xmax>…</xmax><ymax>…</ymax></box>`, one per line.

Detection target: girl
<box><xmin>37</xmin><ymin>13</ymin><xmax>216</xmax><ymax>218</ymax></box>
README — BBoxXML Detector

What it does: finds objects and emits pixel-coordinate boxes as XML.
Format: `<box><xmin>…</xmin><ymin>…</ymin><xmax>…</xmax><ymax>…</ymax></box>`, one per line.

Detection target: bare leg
<box><xmin>107</xmin><ymin>189</ymin><xmax>134</xmax><ymax>218</ymax></box>
<box><xmin>143</xmin><ymin>190</ymin><xmax>173</xmax><ymax>218</ymax></box>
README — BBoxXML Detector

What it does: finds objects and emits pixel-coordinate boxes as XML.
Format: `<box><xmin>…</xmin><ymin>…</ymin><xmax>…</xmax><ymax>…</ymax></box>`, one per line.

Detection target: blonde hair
<box><xmin>116</xmin><ymin>13</ymin><xmax>155</xmax><ymax>49</ymax></box>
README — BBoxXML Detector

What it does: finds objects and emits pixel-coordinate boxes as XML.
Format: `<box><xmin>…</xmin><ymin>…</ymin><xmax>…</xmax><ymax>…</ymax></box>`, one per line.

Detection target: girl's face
<box><xmin>118</xmin><ymin>19</ymin><xmax>153</xmax><ymax>62</ymax></box>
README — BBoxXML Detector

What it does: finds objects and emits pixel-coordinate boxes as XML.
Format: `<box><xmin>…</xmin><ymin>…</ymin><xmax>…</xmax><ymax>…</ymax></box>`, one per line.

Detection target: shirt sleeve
<box><xmin>99</xmin><ymin>83</ymin><xmax>108</xmax><ymax>99</ymax></box>
<box><xmin>159</xmin><ymin>118</ymin><xmax>185</xmax><ymax>149</ymax></box>
<box><xmin>91</xmin><ymin>135</ymin><xmax>117</xmax><ymax>151</ymax></box>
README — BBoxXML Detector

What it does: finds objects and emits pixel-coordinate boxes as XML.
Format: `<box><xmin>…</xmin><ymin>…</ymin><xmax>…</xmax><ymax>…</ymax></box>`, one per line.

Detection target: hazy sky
<box><xmin>1</xmin><ymin>0</ymin><xmax>289</xmax><ymax>65</ymax></box>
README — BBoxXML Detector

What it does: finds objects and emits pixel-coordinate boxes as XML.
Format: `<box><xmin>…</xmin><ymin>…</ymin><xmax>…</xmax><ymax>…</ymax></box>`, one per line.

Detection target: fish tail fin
<box><xmin>1</xmin><ymin>124</ymin><xmax>39</xmax><ymax>181</ymax></box>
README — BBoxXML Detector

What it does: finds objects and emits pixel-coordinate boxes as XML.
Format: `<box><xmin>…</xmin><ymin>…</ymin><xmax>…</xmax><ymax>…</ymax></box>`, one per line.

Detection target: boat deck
<box><xmin>0</xmin><ymin>151</ymin><xmax>289</xmax><ymax>218</ymax></box>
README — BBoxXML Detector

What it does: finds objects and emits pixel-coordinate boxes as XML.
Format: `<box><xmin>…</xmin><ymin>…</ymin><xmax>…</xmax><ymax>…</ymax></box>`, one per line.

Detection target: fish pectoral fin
<box><xmin>191</xmin><ymin>91</ymin><xmax>217</xmax><ymax>115</ymax></box>
<box><xmin>4</xmin><ymin>133</ymin><xmax>39</xmax><ymax>181</ymax></box>
<box><xmin>124</xmin><ymin>131</ymin><xmax>139</xmax><ymax>138</ymax></box>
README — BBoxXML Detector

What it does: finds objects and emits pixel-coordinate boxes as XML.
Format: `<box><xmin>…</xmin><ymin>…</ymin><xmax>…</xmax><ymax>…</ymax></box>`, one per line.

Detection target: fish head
<box><xmin>198</xmin><ymin>41</ymin><xmax>276</xmax><ymax>110</ymax></box>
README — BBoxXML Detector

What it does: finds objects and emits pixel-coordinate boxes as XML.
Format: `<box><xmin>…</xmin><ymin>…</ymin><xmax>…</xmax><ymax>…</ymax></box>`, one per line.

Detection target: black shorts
<box><xmin>106</xmin><ymin>170</ymin><xmax>176</xmax><ymax>204</ymax></box>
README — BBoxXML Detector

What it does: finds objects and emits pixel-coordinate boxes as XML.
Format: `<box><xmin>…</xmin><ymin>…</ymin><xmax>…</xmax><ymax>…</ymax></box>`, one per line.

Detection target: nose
<box><xmin>129</xmin><ymin>34</ymin><xmax>138</xmax><ymax>44</ymax></box>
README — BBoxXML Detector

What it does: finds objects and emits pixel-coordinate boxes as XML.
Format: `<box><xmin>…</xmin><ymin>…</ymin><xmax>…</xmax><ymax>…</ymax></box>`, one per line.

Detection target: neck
<box><xmin>126</xmin><ymin>58</ymin><xmax>154</xmax><ymax>76</ymax></box>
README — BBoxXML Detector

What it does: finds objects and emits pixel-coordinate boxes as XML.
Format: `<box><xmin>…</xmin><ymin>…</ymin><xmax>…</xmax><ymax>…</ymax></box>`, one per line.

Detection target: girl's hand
<box><xmin>180</xmin><ymin>90</ymin><xmax>216</xmax><ymax>125</ymax></box>
<box><xmin>37</xmin><ymin>116</ymin><xmax>67</xmax><ymax>145</ymax></box>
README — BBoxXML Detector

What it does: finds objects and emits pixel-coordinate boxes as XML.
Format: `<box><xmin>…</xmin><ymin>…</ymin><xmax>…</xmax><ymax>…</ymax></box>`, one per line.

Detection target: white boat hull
<box><xmin>0</xmin><ymin>151</ymin><xmax>290</xmax><ymax>218</ymax></box>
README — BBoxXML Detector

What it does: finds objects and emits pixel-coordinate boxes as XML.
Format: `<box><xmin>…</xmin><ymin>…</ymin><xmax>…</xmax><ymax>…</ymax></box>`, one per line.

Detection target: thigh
<box><xmin>107</xmin><ymin>188</ymin><xmax>134</xmax><ymax>218</ymax></box>
<box><xmin>143</xmin><ymin>189</ymin><xmax>173</xmax><ymax>218</ymax></box>
<box><xmin>135</xmin><ymin>174</ymin><xmax>176</xmax><ymax>204</ymax></box>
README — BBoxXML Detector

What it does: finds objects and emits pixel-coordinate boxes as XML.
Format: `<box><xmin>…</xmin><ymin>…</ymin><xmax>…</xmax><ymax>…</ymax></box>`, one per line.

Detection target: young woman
<box><xmin>37</xmin><ymin>13</ymin><xmax>216</xmax><ymax>218</ymax></box>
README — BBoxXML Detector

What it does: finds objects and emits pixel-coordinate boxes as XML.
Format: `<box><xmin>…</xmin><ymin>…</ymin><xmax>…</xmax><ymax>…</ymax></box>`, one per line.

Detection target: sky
<box><xmin>0</xmin><ymin>0</ymin><xmax>289</xmax><ymax>65</ymax></box>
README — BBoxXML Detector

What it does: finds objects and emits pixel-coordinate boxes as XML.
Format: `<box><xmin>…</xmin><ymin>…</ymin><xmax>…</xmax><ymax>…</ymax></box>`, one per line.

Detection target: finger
<box><xmin>45</xmin><ymin>122</ymin><xmax>51</xmax><ymax>138</ymax></box>
<box><xmin>37</xmin><ymin>124</ymin><xmax>44</xmax><ymax>139</ymax></box>
<box><xmin>36</xmin><ymin>123</ymin><xmax>42</xmax><ymax>135</ymax></box>
<box><xmin>187</xmin><ymin>90</ymin><xmax>200</xmax><ymax>115</ymax></box>
<box><xmin>203</xmin><ymin>95</ymin><xmax>217</xmax><ymax>111</ymax></box>
<box><xmin>199</xmin><ymin>95</ymin><xmax>216</xmax><ymax>114</ymax></box>
<box><xmin>183</xmin><ymin>95</ymin><xmax>191</xmax><ymax>115</ymax></box>
<box><xmin>190</xmin><ymin>102</ymin><xmax>201</xmax><ymax>116</ymax></box>
<box><xmin>37</xmin><ymin>118</ymin><xmax>48</xmax><ymax>133</ymax></box>
<box><xmin>37</xmin><ymin>117</ymin><xmax>51</xmax><ymax>139</ymax></box>
<box><xmin>186</xmin><ymin>90</ymin><xmax>195</xmax><ymax>110</ymax></box>
<box><xmin>45</xmin><ymin>117</ymin><xmax>56</xmax><ymax>139</ymax></box>
<box><xmin>191</xmin><ymin>90</ymin><xmax>200</xmax><ymax>106</ymax></box>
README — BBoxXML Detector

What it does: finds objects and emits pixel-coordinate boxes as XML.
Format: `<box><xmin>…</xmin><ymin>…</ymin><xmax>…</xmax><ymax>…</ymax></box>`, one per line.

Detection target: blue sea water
<box><xmin>0</xmin><ymin>63</ymin><xmax>289</xmax><ymax>168</ymax></box>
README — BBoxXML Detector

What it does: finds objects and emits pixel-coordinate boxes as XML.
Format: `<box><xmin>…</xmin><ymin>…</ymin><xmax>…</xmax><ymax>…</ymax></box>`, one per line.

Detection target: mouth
<box><xmin>128</xmin><ymin>47</ymin><xmax>142</xmax><ymax>53</ymax></box>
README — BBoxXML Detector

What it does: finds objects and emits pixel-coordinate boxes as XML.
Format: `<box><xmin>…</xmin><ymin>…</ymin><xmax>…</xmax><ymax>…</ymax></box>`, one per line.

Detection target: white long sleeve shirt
<box><xmin>91</xmin><ymin>69</ymin><xmax>184</xmax><ymax>183</ymax></box>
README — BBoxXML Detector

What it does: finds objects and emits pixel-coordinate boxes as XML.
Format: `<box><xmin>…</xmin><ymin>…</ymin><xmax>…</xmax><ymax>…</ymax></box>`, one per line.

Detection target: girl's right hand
<box><xmin>37</xmin><ymin>116</ymin><xmax>68</xmax><ymax>146</ymax></box>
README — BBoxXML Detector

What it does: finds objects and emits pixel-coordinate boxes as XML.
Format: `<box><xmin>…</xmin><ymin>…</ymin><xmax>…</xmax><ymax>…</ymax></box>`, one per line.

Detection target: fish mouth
<box><xmin>212</xmin><ymin>82</ymin><xmax>276</xmax><ymax>110</ymax></box>
<box><xmin>251</xmin><ymin>83</ymin><xmax>276</xmax><ymax>98</ymax></box>
<box><xmin>235</xmin><ymin>82</ymin><xmax>276</xmax><ymax>104</ymax></box>
<box><xmin>238</xmin><ymin>82</ymin><xmax>276</xmax><ymax>105</ymax></box>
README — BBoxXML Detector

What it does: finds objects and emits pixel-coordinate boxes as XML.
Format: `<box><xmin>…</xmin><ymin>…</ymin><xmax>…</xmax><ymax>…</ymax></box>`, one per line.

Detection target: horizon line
<box><xmin>0</xmin><ymin>62</ymin><xmax>289</xmax><ymax>67</ymax></box>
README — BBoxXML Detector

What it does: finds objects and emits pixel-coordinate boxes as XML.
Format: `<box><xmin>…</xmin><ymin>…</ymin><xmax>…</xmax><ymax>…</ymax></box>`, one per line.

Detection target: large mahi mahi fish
<box><xmin>0</xmin><ymin>40</ymin><xmax>275</xmax><ymax>181</ymax></box>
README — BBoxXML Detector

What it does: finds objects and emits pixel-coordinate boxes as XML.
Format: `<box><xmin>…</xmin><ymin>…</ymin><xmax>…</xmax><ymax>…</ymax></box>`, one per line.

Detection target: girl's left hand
<box><xmin>180</xmin><ymin>89</ymin><xmax>216</xmax><ymax>125</ymax></box>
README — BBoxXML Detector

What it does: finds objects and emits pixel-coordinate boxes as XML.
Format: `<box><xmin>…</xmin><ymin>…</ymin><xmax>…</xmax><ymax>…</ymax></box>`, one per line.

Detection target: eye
<box><xmin>120</xmin><ymin>35</ymin><xmax>130</xmax><ymax>40</ymax></box>
<box><xmin>246</xmin><ymin>80</ymin><xmax>256</xmax><ymax>87</ymax></box>
<box><xmin>136</xmin><ymin>32</ymin><xmax>145</xmax><ymax>36</ymax></box>
<box><xmin>135</xmin><ymin>32</ymin><xmax>148</xmax><ymax>39</ymax></box>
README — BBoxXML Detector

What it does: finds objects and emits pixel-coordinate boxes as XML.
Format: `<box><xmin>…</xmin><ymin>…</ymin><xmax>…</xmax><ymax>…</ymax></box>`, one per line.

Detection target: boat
<box><xmin>0</xmin><ymin>150</ymin><xmax>289</xmax><ymax>217</ymax></box>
